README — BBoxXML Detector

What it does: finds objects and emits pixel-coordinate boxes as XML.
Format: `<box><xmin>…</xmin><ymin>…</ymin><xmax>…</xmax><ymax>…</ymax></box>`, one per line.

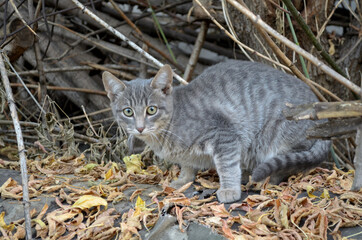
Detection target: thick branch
<box><xmin>284</xmin><ymin>101</ymin><xmax>362</xmax><ymax>120</ymax></box>
<box><xmin>307</xmin><ymin>118</ymin><xmax>362</xmax><ymax>139</ymax></box>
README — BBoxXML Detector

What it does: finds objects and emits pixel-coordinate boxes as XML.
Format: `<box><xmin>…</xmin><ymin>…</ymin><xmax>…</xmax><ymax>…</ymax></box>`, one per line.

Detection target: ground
<box><xmin>0</xmin><ymin>152</ymin><xmax>361</xmax><ymax>240</ymax></box>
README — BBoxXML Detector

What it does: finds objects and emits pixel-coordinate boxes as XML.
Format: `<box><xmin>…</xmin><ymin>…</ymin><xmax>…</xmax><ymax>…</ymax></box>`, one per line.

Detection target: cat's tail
<box><xmin>252</xmin><ymin>140</ymin><xmax>331</xmax><ymax>182</ymax></box>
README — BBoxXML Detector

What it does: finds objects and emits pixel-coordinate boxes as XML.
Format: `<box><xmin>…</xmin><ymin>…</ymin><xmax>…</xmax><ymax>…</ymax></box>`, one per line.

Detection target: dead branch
<box><xmin>193</xmin><ymin>0</ymin><xmax>291</xmax><ymax>73</ymax></box>
<box><xmin>225</xmin><ymin>0</ymin><xmax>361</xmax><ymax>95</ymax></box>
<box><xmin>284</xmin><ymin>101</ymin><xmax>362</xmax><ymax>120</ymax></box>
<box><xmin>0</xmin><ymin>52</ymin><xmax>32</xmax><ymax>240</ymax></box>
<box><xmin>9</xmin><ymin>83</ymin><xmax>107</xmax><ymax>96</ymax></box>
<box><xmin>70</xmin><ymin>0</ymin><xmax>187</xmax><ymax>85</ymax></box>
<box><xmin>307</xmin><ymin>118</ymin><xmax>362</xmax><ymax>139</ymax></box>
<box><xmin>184</xmin><ymin>21</ymin><xmax>209</xmax><ymax>82</ymax></box>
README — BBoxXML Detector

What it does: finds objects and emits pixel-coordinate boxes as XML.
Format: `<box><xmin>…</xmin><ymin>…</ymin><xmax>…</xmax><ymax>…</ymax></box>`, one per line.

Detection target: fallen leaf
<box><xmin>72</xmin><ymin>195</ymin><xmax>108</xmax><ymax>210</ymax></box>
<box><xmin>123</xmin><ymin>154</ymin><xmax>144</xmax><ymax>174</ymax></box>
<box><xmin>306</xmin><ymin>185</ymin><xmax>317</xmax><ymax>198</ymax></box>
<box><xmin>0</xmin><ymin>212</ymin><xmax>15</xmax><ymax>231</ymax></box>
<box><xmin>320</xmin><ymin>189</ymin><xmax>330</xmax><ymax>199</ymax></box>
<box><xmin>210</xmin><ymin>204</ymin><xmax>230</xmax><ymax>218</ymax></box>
<box><xmin>196</xmin><ymin>177</ymin><xmax>220</xmax><ymax>189</ymax></box>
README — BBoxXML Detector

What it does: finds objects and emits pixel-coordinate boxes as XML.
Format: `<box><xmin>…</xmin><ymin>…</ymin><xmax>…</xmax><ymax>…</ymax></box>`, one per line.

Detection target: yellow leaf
<box><xmin>76</xmin><ymin>163</ymin><xmax>98</xmax><ymax>174</ymax></box>
<box><xmin>0</xmin><ymin>212</ymin><xmax>15</xmax><ymax>231</ymax></box>
<box><xmin>72</xmin><ymin>195</ymin><xmax>108</xmax><ymax>210</ymax></box>
<box><xmin>123</xmin><ymin>154</ymin><xmax>145</xmax><ymax>174</ymax></box>
<box><xmin>32</xmin><ymin>219</ymin><xmax>46</xmax><ymax>228</ymax></box>
<box><xmin>84</xmin><ymin>163</ymin><xmax>98</xmax><ymax>171</ymax></box>
<box><xmin>111</xmin><ymin>162</ymin><xmax>119</xmax><ymax>170</ymax></box>
<box><xmin>328</xmin><ymin>39</ymin><xmax>335</xmax><ymax>55</ymax></box>
<box><xmin>105</xmin><ymin>168</ymin><xmax>113</xmax><ymax>180</ymax></box>
<box><xmin>134</xmin><ymin>196</ymin><xmax>153</xmax><ymax>216</ymax></box>
<box><xmin>306</xmin><ymin>186</ymin><xmax>317</xmax><ymax>198</ymax></box>
<box><xmin>320</xmin><ymin>189</ymin><xmax>330</xmax><ymax>199</ymax></box>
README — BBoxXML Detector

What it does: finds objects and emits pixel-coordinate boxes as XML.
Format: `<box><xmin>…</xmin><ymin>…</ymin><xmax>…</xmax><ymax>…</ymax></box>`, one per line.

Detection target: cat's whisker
<box><xmin>151</xmin><ymin>132</ymin><xmax>164</xmax><ymax>148</ymax></box>
<box><xmin>157</xmin><ymin>131</ymin><xmax>173</xmax><ymax>148</ymax></box>
<box><xmin>158</xmin><ymin>128</ymin><xmax>185</xmax><ymax>146</ymax></box>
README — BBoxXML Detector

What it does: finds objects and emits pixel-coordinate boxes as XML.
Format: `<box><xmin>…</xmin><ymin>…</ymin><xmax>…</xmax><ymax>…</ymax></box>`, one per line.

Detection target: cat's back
<box><xmin>181</xmin><ymin>60</ymin><xmax>316</xmax><ymax>105</ymax></box>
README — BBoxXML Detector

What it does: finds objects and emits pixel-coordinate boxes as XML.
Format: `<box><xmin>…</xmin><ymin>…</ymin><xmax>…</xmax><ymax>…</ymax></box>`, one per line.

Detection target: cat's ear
<box><xmin>150</xmin><ymin>65</ymin><xmax>173</xmax><ymax>95</ymax></box>
<box><xmin>102</xmin><ymin>71</ymin><xmax>126</xmax><ymax>102</ymax></box>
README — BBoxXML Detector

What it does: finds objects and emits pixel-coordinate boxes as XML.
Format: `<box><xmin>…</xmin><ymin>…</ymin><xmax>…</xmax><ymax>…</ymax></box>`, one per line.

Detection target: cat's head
<box><xmin>102</xmin><ymin>65</ymin><xmax>174</xmax><ymax>140</ymax></box>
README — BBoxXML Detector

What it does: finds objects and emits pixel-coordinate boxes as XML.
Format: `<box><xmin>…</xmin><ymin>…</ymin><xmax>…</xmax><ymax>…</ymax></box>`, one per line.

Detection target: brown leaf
<box><xmin>222</xmin><ymin>219</ymin><xmax>234</xmax><ymax>239</ymax></box>
<box><xmin>210</xmin><ymin>204</ymin><xmax>230</xmax><ymax>218</ymax></box>
<box><xmin>196</xmin><ymin>177</ymin><xmax>220</xmax><ymax>189</ymax></box>
<box><xmin>175</xmin><ymin>205</ymin><xmax>186</xmax><ymax>232</ymax></box>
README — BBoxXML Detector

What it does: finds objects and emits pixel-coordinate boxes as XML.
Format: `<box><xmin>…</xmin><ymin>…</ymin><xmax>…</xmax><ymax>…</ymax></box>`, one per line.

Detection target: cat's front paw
<box><xmin>216</xmin><ymin>188</ymin><xmax>241</xmax><ymax>203</ymax></box>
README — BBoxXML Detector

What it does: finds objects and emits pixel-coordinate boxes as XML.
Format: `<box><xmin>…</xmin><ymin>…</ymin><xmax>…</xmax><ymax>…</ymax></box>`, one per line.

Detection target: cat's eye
<box><xmin>146</xmin><ymin>106</ymin><xmax>157</xmax><ymax>115</ymax></box>
<box><xmin>123</xmin><ymin>108</ymin><xmax>134</xmax><ymax>117</ymax></box>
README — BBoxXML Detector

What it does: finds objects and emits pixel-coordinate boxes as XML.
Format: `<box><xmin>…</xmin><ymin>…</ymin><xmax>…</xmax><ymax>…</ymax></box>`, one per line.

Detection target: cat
<box><xmin>102</xmin><ymin>60</ymin><xmax>330</xmax><ymax>203</ymax></box>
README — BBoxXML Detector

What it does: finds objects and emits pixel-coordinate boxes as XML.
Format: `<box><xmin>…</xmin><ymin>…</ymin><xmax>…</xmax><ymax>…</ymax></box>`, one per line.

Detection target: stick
<box><xmin>9</xmin><ymin>83</ymin><xmax>107</xmax><ymax>96</ymax></box>
<box><xmin>70</xmin><ymin>0</ymin><xmax>187</xmax><ymax>85</ymax></box>
<box><xmin>252</xmin><ymin>21</ymin><xmax>327</xmax><ymax>101</ymax></box>
<box><xmin>193</xmin><ymin>0</ymin><xmax>291</xmax><ymax>73</ymax></box>
<box><xmin>284</xmin><ymin>101</ymin><xmax>362</xmax><ymax>120</ymax></box>
<box><xmin>225</xmin><ymin>0</ymin><xmax>361</xmax><ymax>95</ymax></box>
<box><xmin>0</xmin><ymin>53</ymin><xmax>32</xmax><ymax>240</ymax></box>
<box><xmin>184</xmin><ymin>21</ymin><xmax>209</xmax><ymax>82</ymax></box>
<box><xmin>281</xmin><ymin>0</ymin><xmax>347</xmax><ymax>78</ymax></box>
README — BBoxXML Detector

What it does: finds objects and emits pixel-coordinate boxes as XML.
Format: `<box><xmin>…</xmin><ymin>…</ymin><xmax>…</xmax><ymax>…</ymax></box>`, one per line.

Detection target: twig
<box><xmin>283</xmin><ymin>2</ymin><xmax>309</xmax><ymax>78</ymax></box>
<box><xmin>352</xmin><ymin>75</ymin><xmax>362</xmax><ymax>190</ymax></box>
<box><xmin>221</xmin><ymin>0</ymin><xmax>253</xmax><ymax>61</ymax></box>
<box><xmin>1</xmin><ymin>0</ymin><xmax>103</xmax><ymax>47</ymax></box>
<box><xmin>250</xmin><ymin>19</ymin><xmax>327</xmax><ymax>101</ymax></box>
<box><xmin>184</xmin><ymin>21</ymin><xmax>209</xmax><ymax>82</ymax></box>
<box><xmin>337</xmin><ymin>37</ymin><xmax>362</xmax><ymax>64</ymax></box>
<box><xmin>193</xmin><ymin>0</ymin><xmax>291</xmax><ymax>73</ymax></box>
<box><xmin>148</xmin><ymin>0</ymin><xmax>177</xmax><ymax>63</ymax></box>
<box><xmin>0</xmin><ymin>119</ymin><xmax>102</xmax><ymax>145</ymax></box>
<box><xmin>109</xmin><ymin>0</ymin><xmax>142</xmax><ymax>35</ymax></box>
<box><xmin>48</xmin><ymin>22</ymin><xmax>156</xmax><ymax>71</ymax></box>
<box><xmin>225</xmin><ymin>0</ymin><xmax>361</xmax><ymax>95</ymax></box>
<box><xmin>316</xmin><ymin>0</ymin><xmax>343</xmax><ymax>39</ymax></box>
<box><xmin>70</xmin><ymin>0</ymin><xmax>187</xmax><ymax>85</ymax></box>
<box><xmin>3</xmin><ymin>54</ymin><xmax>46</xmax><ymax>114</ymax></box>
<box><xmin>281</xmin><ymin>0</ymin><xmax>348</xmax><ymax>79</ymax></box>
<box><xmin>108</xmin><ymin>0</ymin><xmax>184</xmax><ymax>71</ymax></box>
<box><xmin>60</xmin><ymin>108</ymin><xmax>111</xmax><ymax>122</ymax></box>
<box><xmin>83</xmin><ymin>62</ymin><xmax>136</xmax><ymax>80</ymax></box>
<box><xmin>81</xmin><ymin>105</ymin><xmax>99</xmax><ymax>137</ymax></box>
<box><xmin>9</xmin><ymin>83</ymin><xmax>107</xmax><ymax>96</ymax></box>
<box><xmin>7</xmin><ymin>64</ymin><xmax>158</xmax><ymax>77</ymax></box>
<box><xmin>0</xmin><ymin>53</ymin><xmax>32</xmax><ymax>240</ymax></box>
<box><xmin>8</xmin><ymin>0</ymin><xmax>37</xmax><ymax>36</ymax></box>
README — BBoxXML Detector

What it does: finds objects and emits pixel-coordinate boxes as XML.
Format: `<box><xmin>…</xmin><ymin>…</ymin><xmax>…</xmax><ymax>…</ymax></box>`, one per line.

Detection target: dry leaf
<box><xmin>0</xmin><ymin>212</ymin><xmax>15</xmax><ymax>231</ymax></box>
<box><xmin>123</xmin><ymin>154</ymin><xmax>144</xmax><ymax>174</ymax></box>
<box><xmin>196</xmin><ymin>177</ymin><xmax>220</xmax><ymax>189</ymax></box>
<box><xmin>72</xmin><ymin>195</ymin><xmax>108</xmax><ymax>210</ymax></box>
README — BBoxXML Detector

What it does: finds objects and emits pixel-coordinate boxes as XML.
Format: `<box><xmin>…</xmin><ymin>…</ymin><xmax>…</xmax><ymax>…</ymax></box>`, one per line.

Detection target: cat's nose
<box><xmin>137</xmin><ymin>127</ymin><xmax>145</xmax><ymax>133</ymax></box>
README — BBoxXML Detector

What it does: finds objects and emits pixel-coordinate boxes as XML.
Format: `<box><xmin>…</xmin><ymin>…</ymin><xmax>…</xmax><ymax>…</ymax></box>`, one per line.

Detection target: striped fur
<box><xmin>103</xmin><ymin>60</ymin><xmax>330</xmax><ymax>203</ymax></box>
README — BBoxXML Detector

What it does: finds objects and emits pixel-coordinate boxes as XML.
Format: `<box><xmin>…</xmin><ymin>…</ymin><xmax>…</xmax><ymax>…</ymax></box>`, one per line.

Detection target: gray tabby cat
<box><xmin>102</xmin><ymin>60</ymin><xmax>330</xmax><ymax>203</ymax></box>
